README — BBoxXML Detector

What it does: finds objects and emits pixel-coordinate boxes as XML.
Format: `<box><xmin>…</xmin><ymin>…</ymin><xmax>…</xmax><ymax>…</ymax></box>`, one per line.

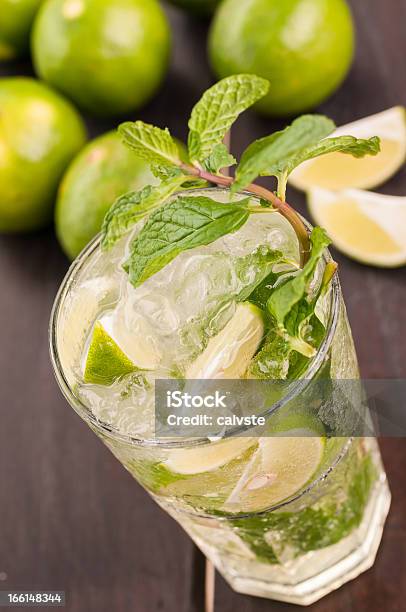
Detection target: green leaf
<box><xmin>284</xmin><ymin>264</ymin><xmax>334</xmax><ymax>369</ymax></box>
<box><xmin>285</xmin><ymin>135</ymin><xmax>381</xmax><ymax>176</ymax></box>
<box><xmin>266</xmin><ymin>228</ymin><xmax>333</xmax><ymax>357</ymax></box>
<box><xmin>248</xmin><ymin>328</ymin><xmax>292</xmax><ymax>379</ymax></box>
<box><xmin>124</xmin><ymin>195</ymin><xmax>251</xmax><ymax>287</ymax></box>
<box><xmin>188</xmin><ymin>74</ymin><xmax>270</xmax><ymax>163</ymax></box>
<box><xmin>248</xmin><ymin>234</ymin><xmax>335</xmax><ymax>376</ymax></box>
<box><xmin>236</xmin><ymin>246</ymin><xmax>287</xmax><ymax>302</ymax></box>
<box><xmin>203</xmin><ymin>143</ymin><xmax>237</xmax><ymax>174</ymax></box>
<box><xmin>281</xmin><ymin>262</ymin><xmax>336</xmax><ymax>359</ymax></box>
<box><xmin>181</xmin><ymin>178</ymin><xmax>210</xmax><ymax>189</ymax></box>
<box><xmin>118</xmin><ymin>121</ymin><xmax>182</xmax><ymax>170</ymax></box>
<box><xmin>101</xmin><ymin>175</ymin><xmax>187</xmax><ymax>250</ymax></box>
<box><xmin>268</xmin><ymin>227</ymin><xmax>331</xmax><ymax>325</ymax></box>
<box><xmin>150</xmin><ymin>165</ymin><xmax>183</xmax><ymax>181</ymax></box>
<box><xmin>234</xmin><ymin>115</ymin><xmax>335</xmax><ymax>195</ymax></box>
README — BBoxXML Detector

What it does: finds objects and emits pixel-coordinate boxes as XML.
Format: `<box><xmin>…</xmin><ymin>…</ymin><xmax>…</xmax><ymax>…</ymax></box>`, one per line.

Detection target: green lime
<box><xmin>166</xmin><ymin>0</ymin><xmax>220</xmax><ymax>16</ymax></box>
<box><xmin>32</xmin><ymin>0</ymin><xmax>171</xmax><ymax>116</ymax></box>
<box><xmin>56</xmin><ymin>131</ymin><xmax>158</xmax><ymax>259</ymax></box>
<box><xmin>0</xmin><ymin>0</ymin><xmax>43</xmax><ymax>60</ymax></box>
<box><xmin>209</xmin><ymin>0</ymin><xmax>355</xmax><ymax>117</ymax></box>
<box><xmin>0</xmin><ymin>77</ymin><xmax>86</xmax><ymax>233</ymax></box>
<box><xmin>84</xmin><ymin>320</ymin><xmax>137</xmax><ymax>385</ymax></box>
<box><xmin>56</xmin><ymin>131</ymin><xmax>188</xmax><ymax>259</ymax></box>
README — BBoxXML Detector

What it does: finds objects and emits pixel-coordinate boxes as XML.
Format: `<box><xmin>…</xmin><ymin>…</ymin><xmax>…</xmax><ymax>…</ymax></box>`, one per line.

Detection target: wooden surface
<box><xmin>0</xmin><ymin>1</ymin><xmax>405</xmax><ymax>611</ymax></box>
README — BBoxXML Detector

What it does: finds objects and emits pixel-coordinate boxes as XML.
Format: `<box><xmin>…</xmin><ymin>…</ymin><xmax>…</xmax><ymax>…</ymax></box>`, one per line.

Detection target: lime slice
<box><xmin>186</xmin><ymin>302</ymin><xmax>265</xmax><ymax>379</ymax></box>
<box><xmin>290</xmin><ymin>106</ymin><xmax>406</xmax><ymax>191</ymax></box>
<box><xmin>84</xmin><ymin>311</ymin><xmax>161</xmax><ymax>385</ymax></box>
<box><xmin>84</xmin><ymin>321</ymin><xmax>137</xmax><ymax>385</ymax></box>
<box><xmin>268</xmin><ymin>406</ymin><xmax>326</xmax><ymax>438</ymax></box>
<box><xmin>163</xmin><ymin>303</ymin><xmax>263</xmax><ymax>481</ymax></box>
<box><xmin>223</xmin><ymin>431</ymin><xmax>324</xmax><ymax>513</ymax></box>
<box><xmin>165</xmin><ymin>437</ymin><xmax>255</xmax><ymax>475</ymax></box>
<box><xmin>308</xmin><ymin>187</ymin><xmax>406</xmax><ymax>267</ymax></box>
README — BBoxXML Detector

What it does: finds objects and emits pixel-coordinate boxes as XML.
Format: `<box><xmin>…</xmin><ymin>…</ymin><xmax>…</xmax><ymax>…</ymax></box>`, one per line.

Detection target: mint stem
<box><xmin>181</xmin><ymin>163</ymin><xmax>310</xmax><ymax>265</ymax></box>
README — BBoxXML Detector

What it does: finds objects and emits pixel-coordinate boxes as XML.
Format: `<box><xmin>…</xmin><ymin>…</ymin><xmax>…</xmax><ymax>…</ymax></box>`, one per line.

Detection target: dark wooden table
<box><xmin>0</xmin><ymin>1</ymin><xmax>405</xmax><ymax>611</ymax></box>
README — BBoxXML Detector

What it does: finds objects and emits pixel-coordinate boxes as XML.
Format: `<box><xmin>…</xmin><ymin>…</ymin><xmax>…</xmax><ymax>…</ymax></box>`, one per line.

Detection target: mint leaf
<box><xmin>236</xmin><ymin>246</ymin><xmax>287</xmax><ymax>302</ymax></box>
<box><xmin>268</xmin><ymin>227</ymin><xmax>331</xmax><ymax>325</ymax></box>
<box><xmin>285</xmin><ymin>135</ymin><xmax>381</xmax><ymax>176</ymax></box>
<box><xmin>101</xmin><ymin>176</ymin><xmax>187</xmax><ymax>250</ymax></box>
<box><xmin>182</xmin><ymin>178</ymin><xmax>210</xmax><ymax>189</ymax></box>
<box><xmin>267</xmin><ymin>228</ymin><xmax>332</xmax><ymax>357</ymax></box>
<box><xmin>284</xmin><ymin>261</ymin><xmax>337</xmax><ymax>357</ymax></box>
<box><xmin>284</xmin><ymin>261</ymin><xmax>337</xmax><ymax>335</ymax></box>
<box><xmin>234</xmin><ymin>115</ymin><xmax>335</xmax><ymax>196</ymax></box>
<box><xmin>203</xmin><ymin>143</ymin><xmax>237</xmax><ymax>174</ymax></box>
<box><xmin>119</xmin><ymin>121</ymin><xmax>182</xmax><ymax>170</ymax></box>
<box><xmin>150</xmin><ymin>165</ymin><xmax>183</xmax><ymax>181</ymax></box>
<box><xmin>249</xmin><ymin>233</ymin><xmax>335</xmax><ymax>375</ymax></box>
<box><xmin>124</xmin><ymin>195</ymin><xmax>251</xmax><ymax>287</ymax></box>
<box><xmin>249</xmin><ymin>329</ymin><xmax>292</xmax><ymax>379</ymax></box>
<box><xmin>234</xmin><ymin>115</ymin><xmax>380</xmax><ymax>200</ymax></box>
<box><xmin>188</xmin><ymin>74</ymin><xmax>270</xmax><ymax>164</ymax></box>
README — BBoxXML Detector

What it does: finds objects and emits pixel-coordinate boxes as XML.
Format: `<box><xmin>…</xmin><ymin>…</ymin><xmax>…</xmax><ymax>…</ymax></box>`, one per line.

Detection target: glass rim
<box><xmin>49</xmin><ymin>187</ymin><xmax>341</xmax><ymax>449</ymax></box>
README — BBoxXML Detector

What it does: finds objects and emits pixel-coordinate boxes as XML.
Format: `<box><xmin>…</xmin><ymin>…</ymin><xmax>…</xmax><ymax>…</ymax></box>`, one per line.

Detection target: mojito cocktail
<box><xmin>50</xmin><ymin>184</ymin><xmax>390</xmax><ymax>604</ymax></box>
<box><xmin>50</xmin><ymin>76</ymin><xmax>390</xmax><ymax>605</ymax></box>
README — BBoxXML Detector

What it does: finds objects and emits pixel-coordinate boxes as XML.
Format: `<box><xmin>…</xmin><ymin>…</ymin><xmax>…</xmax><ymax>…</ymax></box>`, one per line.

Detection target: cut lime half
<box><xmin>308</xmin><ymin>187</ymin><xmax>406</xmax><ymax>267</ymax></box>
<box><xmin>290</xmin><ymin>106</ymin><xmax>406</xmax><ymax>191</ymax></box>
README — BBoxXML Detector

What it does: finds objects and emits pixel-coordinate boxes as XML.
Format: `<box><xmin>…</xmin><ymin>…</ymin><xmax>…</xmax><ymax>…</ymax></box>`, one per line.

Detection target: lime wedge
<box><xmin>308</xmin><ymin>187</ymin><xmax>406</xmax><ymax>267</ymax></box>
<box><xmin>223</xmin><ymin>431</ymin><xmax>324</xmax><ymax>513</ymax></box>
<box><xmin>84</xmin><ymin>321</ymin><xmax>137</xmax><ymax>385</ymax></box>
<box><xmin>83</xmin><ymin>309</ymin><xmax>161</xmax><ymax>385</ymax></box>
<box><xmin>186</xmin><ymin>302</ymin><xmax>265</xmax><ymax>379</ymax></box>
<box><xmin>165</xmin><ymin>437</ymin><xmax>255</xmax><ymax>475</ymax></box>
<box><xmin>290</xmin><ymin>106</ymin><xmax>406</xmax><ymax>191</ymax></box>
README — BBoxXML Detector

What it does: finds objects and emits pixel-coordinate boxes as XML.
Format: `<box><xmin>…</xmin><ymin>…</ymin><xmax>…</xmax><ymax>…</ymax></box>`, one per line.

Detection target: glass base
<box><xmin>216</xmin><ymin>475</ymin><xmax>391</xmax><ymax>606</ymax></box>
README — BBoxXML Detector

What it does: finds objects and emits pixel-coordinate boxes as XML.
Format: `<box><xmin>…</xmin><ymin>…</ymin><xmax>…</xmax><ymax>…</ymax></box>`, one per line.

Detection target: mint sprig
<box><xmin>100</xmin><ymin>73</ymin><xmax>381</xmax><ymax>288</ymax></box>
<box><xmin>248</xmin><ymin>230</ymin><xmax>335</xmax><ymax>378</ymax></box>
<box><xmin>188</xmin><ymin>74</ymin><xmax>270</xmax><ymax>165</ymax></box>
<box><xmin>234</xmin><ymin>115</ymin><xmax>380</xmax><ymax>200</ymax></box>
<box><xmin>267</xmin><ymin>227</ymin><xmax>332</xmax><ymax>357</ymax></box>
